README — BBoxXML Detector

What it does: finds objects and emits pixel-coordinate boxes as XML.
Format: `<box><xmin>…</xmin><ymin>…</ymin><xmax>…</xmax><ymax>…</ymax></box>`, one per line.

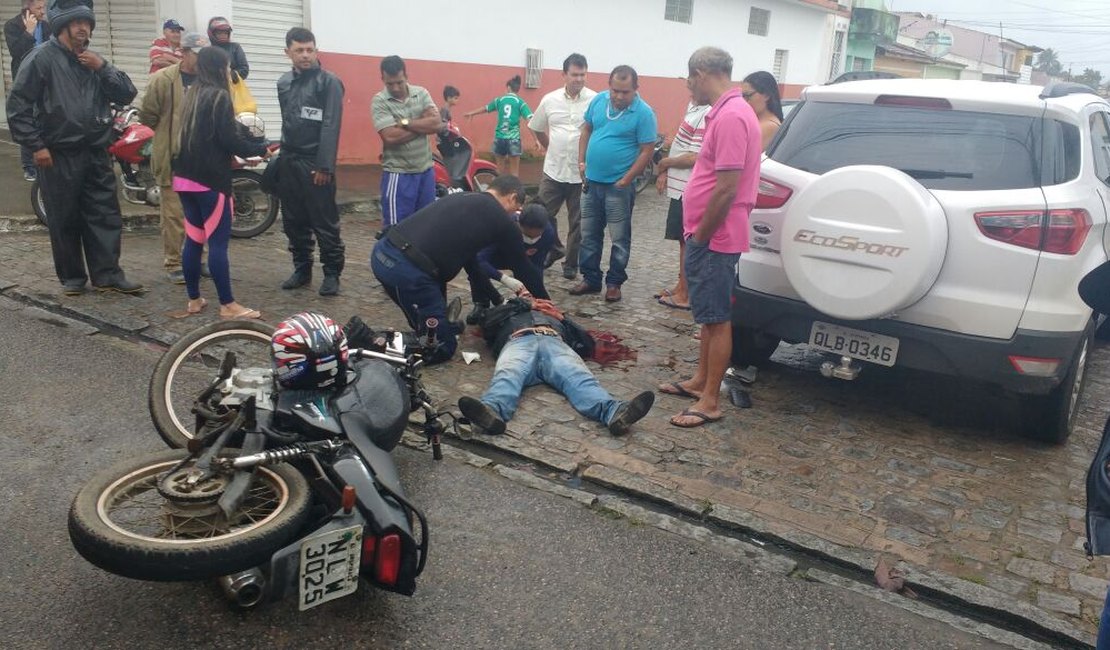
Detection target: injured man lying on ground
<box><xmin>457</xmin><ymin>296</ymin><xmax>655</xmax><ymax>437</ymax></box>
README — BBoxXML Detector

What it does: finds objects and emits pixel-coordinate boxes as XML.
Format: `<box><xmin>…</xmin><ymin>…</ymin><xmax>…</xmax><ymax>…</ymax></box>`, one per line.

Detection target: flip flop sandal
<box><xmin>220</xmin><ymin>307</ymin><xmax>262</xmax><ymax>320</ymax></box>
<box><xmin>658</xmin><ymin>381</ymin><xmax>700</xmax><ymax>399</ymax></box>
<box><xmin>657</xmin><ymin>295</ymin><xmax>691</xmax><ymax>311</ymax></box>
<box><xmin>670</xmin><ymin>408</ymin><xmax>723</xmax><ymax>428</ymax></box>
<box><xmin>167</xmin><ymin>298</ymin><xmax>208</xmax><ymax>319</ymax></box>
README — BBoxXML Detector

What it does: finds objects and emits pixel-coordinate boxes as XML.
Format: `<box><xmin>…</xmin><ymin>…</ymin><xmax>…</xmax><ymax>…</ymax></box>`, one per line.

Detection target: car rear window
<box><xmin>769</xmin><ymin>101</ymin><xmax>1045</xmax><ymax>191</ymax></box>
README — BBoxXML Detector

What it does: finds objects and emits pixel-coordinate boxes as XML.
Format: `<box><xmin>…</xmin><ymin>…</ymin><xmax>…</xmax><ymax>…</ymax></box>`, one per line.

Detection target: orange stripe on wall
<box><xmin>320</xmin><ymin>52</ymin><xmax>699</xmax><ymax>166</ymax></box>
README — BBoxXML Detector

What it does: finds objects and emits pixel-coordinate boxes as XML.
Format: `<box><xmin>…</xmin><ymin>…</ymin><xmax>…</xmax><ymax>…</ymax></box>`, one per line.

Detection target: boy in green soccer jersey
<box><xmin>465</xmin><ymin>75</ymin><xmax>538</xmax><ymax>176</ymax></box>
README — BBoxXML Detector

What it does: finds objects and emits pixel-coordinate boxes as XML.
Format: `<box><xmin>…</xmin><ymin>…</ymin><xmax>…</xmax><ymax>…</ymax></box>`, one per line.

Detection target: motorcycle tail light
<box><xmin>375</xmin><ymin>533</ymin><xmax>402</xmax><ymax>586</ymax></box>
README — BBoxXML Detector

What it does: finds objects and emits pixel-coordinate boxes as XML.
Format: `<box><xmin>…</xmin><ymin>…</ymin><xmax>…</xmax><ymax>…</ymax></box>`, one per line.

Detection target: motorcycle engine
<box><xmin>218</xmin><ymin>367</ymin><xmax>275</xmax><ymax>410</ymax></box>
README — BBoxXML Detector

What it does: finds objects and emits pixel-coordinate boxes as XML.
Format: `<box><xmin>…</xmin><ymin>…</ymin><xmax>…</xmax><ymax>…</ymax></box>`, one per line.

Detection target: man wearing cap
<box><xmin>140</xmin><ymin>32</ymin><xmax>205</xmax><ymax>284</ymax></box>
<box><xmin>7</xmin><ymin>0</ymin><xmax>142</xmax><ymax>296</ymax></box>
<box><xmin>149</xmin><ymin>19</ymin><xmax>184</xmax><ymax>73</ymax></box>
<box><xmin>207</xmin><ymin>16</ymin><xmax>248</xmax><ymax>80</ymax></box>
<box><xmin>5</xmin><ymin>0</ymin><xmax>49</xmax><ymax>181</ymax></box>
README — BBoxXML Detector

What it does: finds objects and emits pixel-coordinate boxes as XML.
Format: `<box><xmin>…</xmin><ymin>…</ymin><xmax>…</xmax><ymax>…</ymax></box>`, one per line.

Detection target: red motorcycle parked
<box><xmin>433</xmin><ymin>122</ymin><xmax>498</xmax><ymax>196</ymax></box>
<box><xmin>32</xmin><ymin>106</ymin><xmax>279</xmax><ymax>238</ymax></box>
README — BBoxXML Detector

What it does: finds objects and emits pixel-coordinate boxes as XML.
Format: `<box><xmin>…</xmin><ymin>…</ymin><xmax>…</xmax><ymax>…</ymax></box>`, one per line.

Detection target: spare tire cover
<box><xmin>780</xmin><ymin>165</ymin><xmax>947</xmax><ymax>320</ymax></box>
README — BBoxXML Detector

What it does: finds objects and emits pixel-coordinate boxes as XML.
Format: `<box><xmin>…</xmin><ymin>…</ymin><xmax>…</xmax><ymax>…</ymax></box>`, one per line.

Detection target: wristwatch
<box><xmin>400</xmin><ymin>118</ymin><xmax>411</xmax><ymax>129</ymax></box>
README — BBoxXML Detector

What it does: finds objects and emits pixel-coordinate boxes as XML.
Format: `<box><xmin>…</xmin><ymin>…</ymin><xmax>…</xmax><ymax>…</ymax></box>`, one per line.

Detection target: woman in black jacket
<box><xmin>172</xmin><ymin>46</ymin><xmax>268</xmax><ymax>319</ymax></box>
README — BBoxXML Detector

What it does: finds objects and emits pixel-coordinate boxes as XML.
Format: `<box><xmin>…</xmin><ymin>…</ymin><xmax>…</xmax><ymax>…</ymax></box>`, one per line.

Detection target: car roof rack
<box><xmin>1040</xmin><ymin>82</ymin><xmax>1097</xmax><ymax>99</ymax></box>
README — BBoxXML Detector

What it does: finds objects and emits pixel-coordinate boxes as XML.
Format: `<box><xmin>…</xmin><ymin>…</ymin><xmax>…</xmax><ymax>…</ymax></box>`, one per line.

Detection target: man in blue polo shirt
<box><xmin>569</xmin><ymin>65</ymin><xmax>657</xmax><ymax>303</ymax></box>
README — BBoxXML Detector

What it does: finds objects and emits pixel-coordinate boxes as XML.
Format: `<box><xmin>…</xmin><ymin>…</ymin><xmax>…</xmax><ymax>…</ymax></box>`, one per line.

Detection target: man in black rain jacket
<box><xmin>7</xmin><ymin>0</ymin><xmax>141</xmax><ymax>295</ymax></box>
<box><xmin>274</xmin><ymin>27</ymin><xmax>346</xmax><ymax>296</ymax></box>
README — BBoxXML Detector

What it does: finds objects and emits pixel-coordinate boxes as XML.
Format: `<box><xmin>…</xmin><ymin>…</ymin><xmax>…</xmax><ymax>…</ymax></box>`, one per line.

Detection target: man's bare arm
<box><xmin>692</xmin><ymin>169</ymin><xmax>742</xmax><ymax>242</ymax></box>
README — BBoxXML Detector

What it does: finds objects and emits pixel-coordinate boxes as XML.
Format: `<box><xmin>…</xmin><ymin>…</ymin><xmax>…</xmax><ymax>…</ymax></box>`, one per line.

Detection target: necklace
<box><xmin>606</xmin><ymin>102</ymin><xmax>626</xmax><ymax>120</ymax></box>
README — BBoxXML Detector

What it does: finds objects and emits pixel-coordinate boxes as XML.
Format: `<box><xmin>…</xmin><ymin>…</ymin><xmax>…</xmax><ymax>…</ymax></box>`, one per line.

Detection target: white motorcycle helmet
<box><xmin>235</xmin><ymin>112</ymin><xmax>266</xmax><ymax>139</ymax></box>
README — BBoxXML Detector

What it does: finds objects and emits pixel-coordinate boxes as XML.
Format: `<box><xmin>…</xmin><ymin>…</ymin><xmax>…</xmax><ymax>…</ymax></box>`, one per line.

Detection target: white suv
<box><xmin>733</xmin><ymin>79</ymin><xmax>1109</xmax><ymax>443</ymax></box>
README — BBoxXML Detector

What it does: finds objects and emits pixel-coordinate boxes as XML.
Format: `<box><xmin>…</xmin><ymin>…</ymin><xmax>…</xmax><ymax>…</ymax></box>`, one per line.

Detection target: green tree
<box><xmin>1075</xmin><ymin>68</ymin><xmax>1103</xmax><ymax>89</ymax></box>
<box><xmin>1035</xmin><ymin>48</ymin><xmax>1063</xmax><ymax>77</ymax></box>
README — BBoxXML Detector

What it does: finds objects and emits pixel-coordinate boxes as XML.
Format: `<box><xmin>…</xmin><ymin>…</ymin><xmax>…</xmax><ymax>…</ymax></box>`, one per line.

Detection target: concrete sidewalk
<box><xmin>0</xmin><ymin>152</ymin><xmax>1105</xmax><ymax>646</ymax></box>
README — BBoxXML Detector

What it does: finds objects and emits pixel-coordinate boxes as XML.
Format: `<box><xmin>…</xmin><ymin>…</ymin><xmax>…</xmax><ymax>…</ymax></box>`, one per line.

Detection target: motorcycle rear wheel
<box><xmin>31</xmin><ymin>180</ymin><xmax>47</xmax><ymax>227</ymax></box>
<box><xmin>229</xmin><ymin>170</ymin><xmax>280</xmax><ymax>238</ymax></box>
<box><xmin>68</xmin><ymin>449</ymin><xmax>311</xmax><ymax>581</ymax></box>
<box><xmin>149</xmin><ymin>319</ymin><xmax>275</xmax><ymax>449</ymax></box>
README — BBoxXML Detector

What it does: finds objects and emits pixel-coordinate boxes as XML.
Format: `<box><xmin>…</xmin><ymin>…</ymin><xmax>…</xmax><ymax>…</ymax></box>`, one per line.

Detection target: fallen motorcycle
<box><xmin>68</xmin><ymin>313</ymin><xmax>454</xmax><ymax>609</ymax></box>
<box><xmin>32</xmin><ymin>108</ymin><xmax>280</xmax><ymax>239</ymax></box>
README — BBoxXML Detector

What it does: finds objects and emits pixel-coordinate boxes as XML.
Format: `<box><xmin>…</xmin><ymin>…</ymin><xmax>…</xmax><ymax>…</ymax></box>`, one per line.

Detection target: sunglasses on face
<box><xmin>742</xmin><ymin>91</ymin><xmax>757</xmax><ymax>99</ymax></box>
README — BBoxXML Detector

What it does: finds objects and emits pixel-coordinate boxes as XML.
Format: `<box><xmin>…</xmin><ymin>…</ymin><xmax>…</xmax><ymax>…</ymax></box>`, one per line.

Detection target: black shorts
<box><xmin>665</xmin><ymin>198</ymin><xmax>684</xmax><ymax>241</ymax></box>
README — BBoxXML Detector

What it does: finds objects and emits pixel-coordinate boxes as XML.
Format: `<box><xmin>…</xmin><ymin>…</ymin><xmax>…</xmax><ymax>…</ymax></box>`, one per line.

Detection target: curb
<box><xmin>0</xmin><ymin>285</ymin><xmax>1096</xmax><ymax>649</ymax></box>
<box><xmin>0</xmin><ymin>198</ymin><xmax>377</xmax><ymax>234</ymax></box>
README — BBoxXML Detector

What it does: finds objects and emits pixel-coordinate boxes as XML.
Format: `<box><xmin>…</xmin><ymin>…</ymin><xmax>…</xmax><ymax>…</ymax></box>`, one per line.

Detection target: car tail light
<box><xmin>974</xmin><ymin>209</ymin><xmax>1090</xmax><ymax>255</ymax></box>
<box><xmin>874</xmin><ymin>95</ymin><xmax>952</xmax><ymax>110</ymax></box>
<box><xmin>1043</xmin><ymin>209</ymin><xmax>1091</xmax><ymax>255</ymax></box>
<box><xmin>755</xmin><ymin>178</ymin><xmax>793</xmax><ymax>209</ymax></box>
<box><xmin>375</xmin><ymin>533</ymin><xmax>402</xmax><ymax>586</ymax></box>
<box><xmin>1009</xmin><ymin>355</ymin><xmax>1061</xmax><ymax>377</ymax></box>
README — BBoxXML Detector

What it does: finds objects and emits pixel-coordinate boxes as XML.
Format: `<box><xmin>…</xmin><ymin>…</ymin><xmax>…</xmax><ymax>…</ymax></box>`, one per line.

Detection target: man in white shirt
<box><xmin>529</xmin><ymin>53</ymin><xmax>596</xmax><ymax>280</ymax></box>
<box><xmin>654</xmin><ymin>96</ymin><xmax>710</xmax><ymax>310</ymax></box>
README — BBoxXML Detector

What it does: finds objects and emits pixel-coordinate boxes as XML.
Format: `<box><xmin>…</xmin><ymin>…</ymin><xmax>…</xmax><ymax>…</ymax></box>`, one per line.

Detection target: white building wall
<box><xmin>311</xmin><ymin>0</ymin><xmax>839</xmax><ymax>86</ymax></box>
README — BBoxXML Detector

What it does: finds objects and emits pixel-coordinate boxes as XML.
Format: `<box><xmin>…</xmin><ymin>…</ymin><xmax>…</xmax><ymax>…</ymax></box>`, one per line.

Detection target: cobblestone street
<box><xmin>2</xmin><ymin>189</ymin><xmax>1107</xmax><ymax>643</ymax></box>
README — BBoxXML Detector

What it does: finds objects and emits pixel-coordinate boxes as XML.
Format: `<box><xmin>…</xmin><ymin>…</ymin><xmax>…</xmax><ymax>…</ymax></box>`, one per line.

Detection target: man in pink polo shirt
<box><xmin>659</xmin><ymin>46</ymin><xmax>761</xmax><ymax>428</ymax></box>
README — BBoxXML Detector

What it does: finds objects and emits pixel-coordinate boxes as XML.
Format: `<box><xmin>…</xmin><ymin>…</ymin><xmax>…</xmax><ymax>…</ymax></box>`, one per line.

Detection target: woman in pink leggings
<box><xmin>172</xmin><ymin>46</ymin><xmax>269</xmax><ymax>318</ymax></box>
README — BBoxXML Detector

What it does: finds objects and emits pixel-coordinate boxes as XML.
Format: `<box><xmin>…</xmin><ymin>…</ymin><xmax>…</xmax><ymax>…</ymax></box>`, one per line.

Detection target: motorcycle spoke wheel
<box><xmin>69</xmin><ymin>450</ymin><xmax>312</xmax><ymax>582</ymax></box>
<box><xmin>472</xmin><ymin>170</ymin><xmax>498</xmax><ymax>192</ymax></box>
<box><xmin>150</xmin><ymin>320</ymin><xmax>274</xmax><ymax>449</ymax></box>
<box><xmin>99</xmin><ymin>459</ymin><xmax>289</xmax><ymax>544</ymax></box>
<box><xmin>229</xmin><ymin>171</ymin><xmax>279</xmax><ymax>238</ymax></box>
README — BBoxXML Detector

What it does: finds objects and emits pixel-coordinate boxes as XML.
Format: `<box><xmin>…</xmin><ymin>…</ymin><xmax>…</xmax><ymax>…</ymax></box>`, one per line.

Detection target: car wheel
<box><xmin>731</xmin><ymin>324</ymin><xmax>780</xmax><ymax>368</ymax></box>
<box><xmin>1021</xmin><ymin>320</ymin><xmax>1094</xmax><ymax>445</ymax></box>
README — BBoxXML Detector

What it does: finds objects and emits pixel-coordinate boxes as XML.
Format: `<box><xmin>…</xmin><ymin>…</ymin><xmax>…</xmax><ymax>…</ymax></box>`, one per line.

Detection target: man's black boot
<box><xmin>281</xmin><ymin>268</ymin><xmax>312</xmax><ymax>290</ymax></box>
<box><xmin>458</xmin><ymin>396</ymin><xmax>506</xmax><ymax>435</ymax></box>
<box><xmin>319</xmin><ymin>275</ymin><xmax>340</xmax><ymax>296</ymax></box>
<box><xmin>608</xmin><ymin>391</ymin><xmax>655</xmax><ymax>436</ymax></box>
<box><xmin>466</xmin><ymin>302</ymin><xmax>489</xmax><ymax>325</ymax></box>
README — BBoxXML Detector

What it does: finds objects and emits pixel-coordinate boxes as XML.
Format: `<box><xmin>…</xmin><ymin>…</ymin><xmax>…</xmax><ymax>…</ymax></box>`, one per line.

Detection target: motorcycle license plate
<box><xmin>298</xmin><ymin>525</ymin><xmax>363</xmax><ymax>611</ymax></box>
<box><xmin>808</xmin><ymin>321</ymin><xmax>899</xmax><ymax>367</ymax></box>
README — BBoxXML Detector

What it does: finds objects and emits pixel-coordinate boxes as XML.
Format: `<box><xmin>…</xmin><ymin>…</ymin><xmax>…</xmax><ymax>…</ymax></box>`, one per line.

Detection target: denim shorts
<box><xmin>493</xmin><ymin>138</ymin><xmax>522</xmax><ymax>157</ymax></box>
<box><xmin>684</xmin><ymin>237</ymin><xmax>741</xmax><ymax>325</ymax></box>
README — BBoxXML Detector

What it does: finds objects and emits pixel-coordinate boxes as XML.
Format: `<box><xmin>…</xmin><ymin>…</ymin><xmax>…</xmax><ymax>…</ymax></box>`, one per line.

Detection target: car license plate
<box><xmin>298</xmin><ymin>525</ymin><xmax>362</xmax><ymax>611</ymax></box>
<box><xmin>809</xmin><ymin>321</ymin><xmax>899</xmax><ymax>367</ymax></box>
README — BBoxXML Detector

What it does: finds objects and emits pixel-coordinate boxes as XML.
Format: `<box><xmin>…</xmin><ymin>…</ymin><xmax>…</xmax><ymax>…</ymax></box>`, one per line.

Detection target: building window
<box><xmin>664</xmin><ymin>0</ymin><xmax>693</xmax><ymax>24</ymax></box>
<box><xmin>829</xmin><ymin>30</ymin><xmax>846</xmax><ymax>80</ymax></box>
<box><xmin>749</xmin><ymin>7</ymin><xmax>770</xmax><ymax>36</ymax></box>
<box><xmin>773</xmin><ymin>49</ymin><xmax>789</xmax><ymax>80</ymax></box>
<box><xmin>525</xmin><ymin>48</ymin><xmax>543</xmax><ymax>89</ymax></box>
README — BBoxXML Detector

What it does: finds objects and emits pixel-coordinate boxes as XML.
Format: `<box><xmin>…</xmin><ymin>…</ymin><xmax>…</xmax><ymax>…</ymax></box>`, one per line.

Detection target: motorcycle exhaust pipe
<box><xmin>217</xmin><ymin>567</ymin><xmax>267</xmax><ymax>609</ymax></box>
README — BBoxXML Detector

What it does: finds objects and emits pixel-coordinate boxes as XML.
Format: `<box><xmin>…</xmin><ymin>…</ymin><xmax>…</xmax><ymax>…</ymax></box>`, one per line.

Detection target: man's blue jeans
<box><xmin>579</xmin><ymin>181</ymin><xmax>634</xmax><ymax>289</ymax></box>
<box><xmin>370</xmin><ymin>238</ymin><xmax>460</xmax><ymax>364</ymax></box>
<box><xmin>480</xmin><ymin>333</ymin><xmax>624</xmax><ymax>424</ymax></box>
<box><xmin>1099</xmin><ymin>588</ymin><xmax>1110</xmax><ymax>649</ymax></box>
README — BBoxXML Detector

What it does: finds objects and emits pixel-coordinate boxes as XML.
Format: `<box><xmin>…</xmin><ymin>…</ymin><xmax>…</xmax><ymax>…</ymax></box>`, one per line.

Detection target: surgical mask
<box><xmin>522</xmin><ymin>234</ymin><xmax>542</xmax><ymax>245</ymax></box>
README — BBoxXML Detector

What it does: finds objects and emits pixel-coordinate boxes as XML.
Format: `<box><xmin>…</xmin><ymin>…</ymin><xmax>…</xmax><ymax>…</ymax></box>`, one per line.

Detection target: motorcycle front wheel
<box><xmin>229</xmin><ymin>170</ymin><xmax>280</xmax><ymax>238</ymax></box>
<box><xmin>632</xmin><ymin>162</ymin><xmax>654</xmax><ymax>194</ymax></box>
<box><xmin>31</xmin><ymin>180</ymin><xmax>47</xmax><ymax>227</ymax></box>
<box><xmin>68</xmin><ymin>449</ymin><xmax>311</xmax><ymax>581</ymax></box>
<box><xmin>149</xmin><ymin>319</ymin><xmax>275</xmax><ymax>449</ymax></box>
<box><xmin>471</xmin><ymin>169</ymin><xmax>498</xmax><ymax>192</ymax></box>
